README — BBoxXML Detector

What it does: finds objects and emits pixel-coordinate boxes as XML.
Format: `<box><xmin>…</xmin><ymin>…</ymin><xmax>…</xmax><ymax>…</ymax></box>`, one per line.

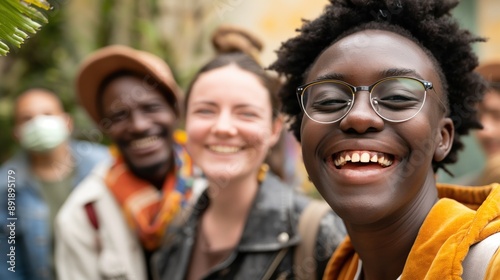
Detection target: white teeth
<box><xmin>333</xmin><ymin>151</ymin><xmax>394</xmax><ymax>168</ymax></box>
<box><xmin>209</xmin><ymin>145</ymin><xmax>241</xmax><ymax>153</ymax></box>
<box><xmin>360</xmin><ymin>153</ymin><xmax>370</xmax><ymax>163</ymax></box>
<box><xmin>351</xmin><ymin>153</ymin><xmax>360</xmax><ymax>162</ymax></box>
<box><xmin>131</xmin><ymin>136</ymin><xmax>159</xmax><ymax>149</ymax></box>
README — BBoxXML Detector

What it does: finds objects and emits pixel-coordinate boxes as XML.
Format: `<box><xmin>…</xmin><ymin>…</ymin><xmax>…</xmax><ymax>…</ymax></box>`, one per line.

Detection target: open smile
<box><xmin>323</xmin><ymin>148</ymin><xmax>400</xmax><ymax>185</ymax></box>
<box><xmin>127</xmin><ymin>135</ymin><xmax>163</xmax><ymax>155</ymax></box>
<box><xmin>332</xmin><ymin>150</ymin><xmax>395</xmax><ymax>168</ymax></box>
<box><xmin>208</xmin><ymin>145</ymin><xmax>243</xmax><ymax>154</ymax></box>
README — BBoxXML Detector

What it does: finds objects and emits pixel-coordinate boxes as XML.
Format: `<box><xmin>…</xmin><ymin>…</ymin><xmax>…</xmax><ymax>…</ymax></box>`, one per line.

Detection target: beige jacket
<box><xmin>55</xmin><ymin>163</ymin><xmax>148</xmax><ymax>280</ymax></box>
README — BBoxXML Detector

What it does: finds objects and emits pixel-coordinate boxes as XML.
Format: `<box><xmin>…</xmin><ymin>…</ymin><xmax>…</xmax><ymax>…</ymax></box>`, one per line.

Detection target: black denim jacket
<box><xmin>153</xmin><ymin>173</ymin><xmax>346</xmax><ymax>280</ymax></box>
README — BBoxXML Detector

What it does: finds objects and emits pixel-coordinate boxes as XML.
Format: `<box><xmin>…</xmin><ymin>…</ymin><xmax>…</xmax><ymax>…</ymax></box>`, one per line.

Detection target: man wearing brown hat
<box><xmin>55</xmin><ymin>45</ymin><xmax>195</xmax><ymax>280</ymax></box>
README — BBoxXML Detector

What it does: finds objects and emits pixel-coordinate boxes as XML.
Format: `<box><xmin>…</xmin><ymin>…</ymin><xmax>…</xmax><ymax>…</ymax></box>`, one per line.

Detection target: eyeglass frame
<box><xmin>296</xmin><ymin>76</ymin><xmax>436</xmax><ymax>124</ymax></box>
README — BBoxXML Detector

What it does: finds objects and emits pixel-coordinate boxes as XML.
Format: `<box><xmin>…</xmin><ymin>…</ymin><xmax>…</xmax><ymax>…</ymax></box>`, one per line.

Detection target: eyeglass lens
<box><xmin>301</xmin><ymin>77</ymin><xmax>426</xmax><ymax>123</ymax></box>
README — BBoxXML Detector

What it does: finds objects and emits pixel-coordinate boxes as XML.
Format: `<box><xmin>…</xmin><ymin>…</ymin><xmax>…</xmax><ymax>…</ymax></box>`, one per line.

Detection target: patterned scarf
<box><xmin>106</xmin><ymin>141</ymin><xmax>193</xmax><ymax>251</ymax></box>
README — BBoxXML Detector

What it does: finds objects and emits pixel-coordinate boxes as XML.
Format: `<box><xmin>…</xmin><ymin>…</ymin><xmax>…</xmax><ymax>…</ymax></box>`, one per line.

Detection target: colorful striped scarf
<box><xmin>106</xmin><ymin>141</ymin><xmax>193</xmax><ymax>251</ymax></box>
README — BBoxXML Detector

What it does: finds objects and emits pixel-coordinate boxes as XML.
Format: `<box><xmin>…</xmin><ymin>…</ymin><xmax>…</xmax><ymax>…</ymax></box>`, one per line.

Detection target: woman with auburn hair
<box><xmin>154</xmin><ymin>25</ymin><xmax>346</xmax><ymax>280</ymax></box>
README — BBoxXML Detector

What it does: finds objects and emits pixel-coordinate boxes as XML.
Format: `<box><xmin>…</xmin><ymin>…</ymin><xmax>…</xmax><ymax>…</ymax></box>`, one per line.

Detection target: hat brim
<box><xmin>76</xmin><ymin>45</ymin><xmax>180</xmax><ymax>125</ymax></box>
<box><xmin>476</xmin><ymin>61</ymin><xmax>500</xmax><ymax>83</ymax></box>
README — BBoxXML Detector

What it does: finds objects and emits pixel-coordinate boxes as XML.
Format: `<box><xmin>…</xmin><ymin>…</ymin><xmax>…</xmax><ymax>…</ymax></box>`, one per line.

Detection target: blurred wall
<box><xmin>478</xmin><ymin>0</ymin><xmax>500</xmax><ymax>61</ymax></box>
<box><xmin>217</xmin><ymin>0</ymin><xmax>326</xmax><ymax>66</ymax></box>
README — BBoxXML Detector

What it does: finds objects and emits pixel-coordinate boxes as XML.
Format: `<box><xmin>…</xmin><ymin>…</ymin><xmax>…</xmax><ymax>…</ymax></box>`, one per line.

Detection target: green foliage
<box><xmin>0</xmin><ymin>0</ymin><xmax>51</xmax><ymax>55</ymax></box>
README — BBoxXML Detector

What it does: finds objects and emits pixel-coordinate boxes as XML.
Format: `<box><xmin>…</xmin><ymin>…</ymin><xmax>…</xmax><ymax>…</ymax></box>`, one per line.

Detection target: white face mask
<box><xmin>19</xmin><ymin>115</ymin><xmax>70</xmax><ymax>152</ymax></box>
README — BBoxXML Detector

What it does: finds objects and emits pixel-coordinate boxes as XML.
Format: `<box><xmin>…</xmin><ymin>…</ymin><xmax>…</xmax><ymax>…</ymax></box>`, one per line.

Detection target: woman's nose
<box><xmin>211</xmin><ymin>111</ymin><xmax>237</xmax><ymax>136</ymax></box>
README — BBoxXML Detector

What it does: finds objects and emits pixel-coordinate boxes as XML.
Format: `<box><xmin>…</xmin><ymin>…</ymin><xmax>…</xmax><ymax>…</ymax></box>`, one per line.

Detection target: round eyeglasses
<box><xmin>297</xmin><ymin>76</ymin><xmax>433</xmax><ymax>124</ymax></box>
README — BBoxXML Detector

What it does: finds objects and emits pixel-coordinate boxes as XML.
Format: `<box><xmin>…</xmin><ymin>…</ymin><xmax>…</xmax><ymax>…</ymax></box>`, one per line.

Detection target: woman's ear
<box><xmin>433</xmin><ymin>117</ymin><xmax>454</xmax><ymax>162</ymax></box>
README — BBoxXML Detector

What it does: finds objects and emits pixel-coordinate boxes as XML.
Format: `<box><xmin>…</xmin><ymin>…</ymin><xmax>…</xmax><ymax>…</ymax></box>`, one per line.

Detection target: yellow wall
<box><xmin>219</xmin><ymin>0</ymin><xmax>326</xmax><ymax>66</ymax></box>
<box><xmin>478</xmin><ymin>0</ymin><xmax>500</xmax><ymax>62</ymax></box>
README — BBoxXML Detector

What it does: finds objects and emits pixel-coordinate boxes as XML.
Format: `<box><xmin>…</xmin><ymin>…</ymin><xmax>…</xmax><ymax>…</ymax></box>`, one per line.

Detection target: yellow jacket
<box><xmin>324</xmin><ymin>183</ymin><xmax>500</xmax><ymax>279</ymax></box>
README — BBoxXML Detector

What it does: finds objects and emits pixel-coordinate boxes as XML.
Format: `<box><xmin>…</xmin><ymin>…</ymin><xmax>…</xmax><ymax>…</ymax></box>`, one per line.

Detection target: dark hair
<box><xmin>270</xmin><ymin>0</ymin><xmax>486</xmax><ymax>173</ymax></box>
<box><xmin>185</xmin><ymin>53</ymin><xmax>281</xmax><ymax>119</ymax></box>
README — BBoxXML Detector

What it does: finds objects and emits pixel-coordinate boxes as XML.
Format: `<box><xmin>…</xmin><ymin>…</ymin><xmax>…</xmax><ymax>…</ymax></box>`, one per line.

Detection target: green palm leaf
<box><xmin>0</xmin><ymin>0</ymin><xmax>51</xmax><ymax>56</ymax></box>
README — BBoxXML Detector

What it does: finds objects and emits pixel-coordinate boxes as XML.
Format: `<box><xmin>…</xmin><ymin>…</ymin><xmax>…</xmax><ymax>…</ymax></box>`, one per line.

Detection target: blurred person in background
<box><xmin>456</xmin><ymin>61</ymin><xmax>500</xmax><ymax>186</ymax></box>
<box><xmin>55</xmin><ymin>45</ymin><xmax>196</xmax><ymax>280</ymax></box>
<box><xmin>0</xmin><ymin>88</ymin><xmax>111</xmax><ymax>280</ymax></box>
<box><xmin>473</xmin><ymin>62</ymin><xmax>500</xmax><ymax>185</ymax></box>
<box><xmin>154</xmin><ymin>25</ymin><xmax>345</xmax><ymax>280</ymax></box>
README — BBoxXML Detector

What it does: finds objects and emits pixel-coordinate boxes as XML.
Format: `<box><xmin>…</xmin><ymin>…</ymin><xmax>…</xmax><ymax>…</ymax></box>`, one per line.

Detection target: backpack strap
<box><xmin>84</xmin><ymin>202</ymin><xmax>99</xmax><ymax>230</ymax></box>
<box><xmin>261</xmin><ymin>247</ymin><xmax>290</xmax><ymax>280</ymax></box>
<box><xmin>462</xmin><ymin>232</ymin><xmax>500</xmax><ymax>279</ymax></box>
<box><xmin>84</xmin><ymin>202</ymin><xmax>101</xmax><ymax>251</ymax></box>
<box><xmin>294</xmin><ymin>200</ymin><xmax>331</xmax><ymax>280</ymax></box>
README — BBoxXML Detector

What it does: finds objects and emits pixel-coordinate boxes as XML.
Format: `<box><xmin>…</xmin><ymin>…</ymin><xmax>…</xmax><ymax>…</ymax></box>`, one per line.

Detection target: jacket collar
<box><xmin>185</xmin><ymin>172</ymin><xmax>301</xmax><ymax>252</ymax></box>
<box><xmin>402</xmin><ymin>183</ymin><xmax>500</xmax><ymax>278</ymax></box>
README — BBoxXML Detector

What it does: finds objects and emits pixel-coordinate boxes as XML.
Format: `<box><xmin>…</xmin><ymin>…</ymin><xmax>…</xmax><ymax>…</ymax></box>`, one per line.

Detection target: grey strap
<box><xmin>462</xmin><ymin>232</ymin><xmax>500</xmax><ymax>280</ymax></box>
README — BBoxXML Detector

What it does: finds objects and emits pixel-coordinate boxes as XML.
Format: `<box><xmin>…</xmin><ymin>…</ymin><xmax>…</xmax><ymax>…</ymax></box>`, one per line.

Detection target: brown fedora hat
<box><xmin>476</xmin><ymin>61</ymin><xmax>500</xmax><ymax>83</ymax></box>
<box><xmin>76</xmin><ymin>45</ymin><xmax>180</xmax><ymax>124</ymax></box>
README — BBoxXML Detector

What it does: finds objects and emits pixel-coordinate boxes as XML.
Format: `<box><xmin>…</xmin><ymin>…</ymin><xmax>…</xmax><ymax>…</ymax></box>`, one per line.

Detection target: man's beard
<box><xmin>118</xmin><ymin>127</ymin><xmax>173</xmax><ymax>183</ymax></box>
<box><xmin>124</xmin><ymin>156</ymin><xmax>171</xmax><ymax>181</ymax></box>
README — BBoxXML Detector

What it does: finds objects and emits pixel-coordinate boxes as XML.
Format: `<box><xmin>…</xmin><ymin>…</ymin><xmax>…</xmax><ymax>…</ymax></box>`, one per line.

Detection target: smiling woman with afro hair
<box><xmin>270</xmin><ymin>0</ymin><xmax>500</xmax><ymax>279</ymax></box>
<box><xmin>271</xmin><ymin>0</ymin><xmax>486</xmax><ymax>173</ymax></box>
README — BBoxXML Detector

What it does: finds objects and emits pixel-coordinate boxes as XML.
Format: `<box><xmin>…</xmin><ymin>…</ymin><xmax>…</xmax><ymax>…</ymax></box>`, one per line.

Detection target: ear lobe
<box><xmin>433</xmin><ymin>117</ymin><xmax>454</xmax><ymax>162</ymax></box>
